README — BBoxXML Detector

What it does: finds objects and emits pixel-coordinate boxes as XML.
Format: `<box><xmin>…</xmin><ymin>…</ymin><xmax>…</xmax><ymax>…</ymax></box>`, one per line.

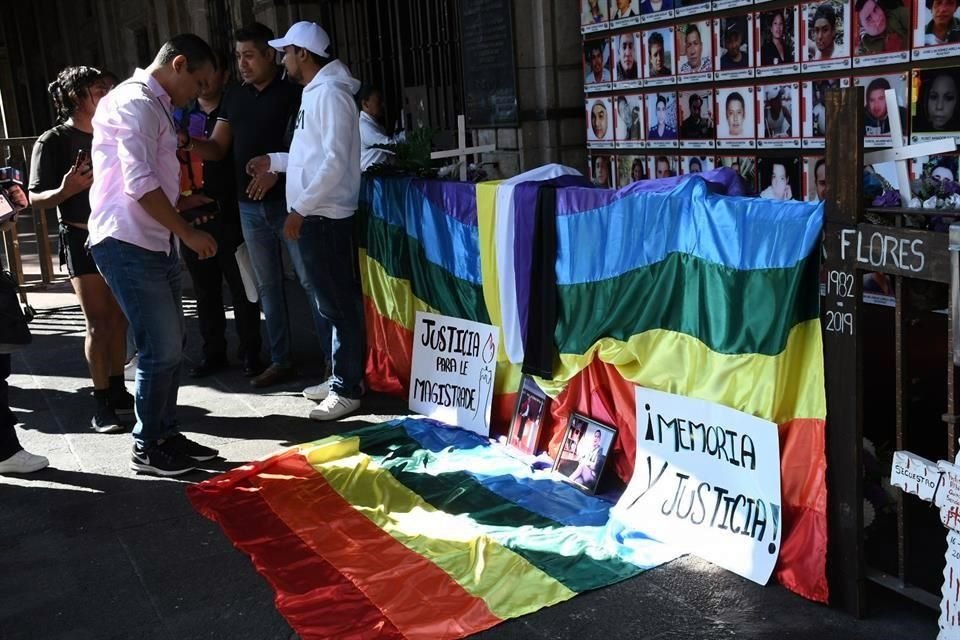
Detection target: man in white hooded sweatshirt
<box><xmin>246</xmin><ymin>22</ymin><xmax>365</xmax><ymax>421</ymax></box>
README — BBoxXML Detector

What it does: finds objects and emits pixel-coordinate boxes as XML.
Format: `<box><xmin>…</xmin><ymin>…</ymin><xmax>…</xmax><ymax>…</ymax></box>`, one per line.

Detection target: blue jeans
<box><xmin>297</xmin><ymin>216</ymin><xmax>365</xmax><ymax>398</ymax></box>
<box><xmin>238</xmin><ymin>200</ymin><xmax>331</xmax><ymax>368</ymax></box>
<box><xmin>91</xmin><ymin>238</ymin><xmax>183</xmax><ymax>445</ymax></box>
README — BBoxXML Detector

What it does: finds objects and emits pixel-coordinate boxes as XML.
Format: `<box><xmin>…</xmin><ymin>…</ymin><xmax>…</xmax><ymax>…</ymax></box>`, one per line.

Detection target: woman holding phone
<box><xmin>29</xmin><ymin>66</ymin><xmax>133</xmax><ymax>434</ymax></box>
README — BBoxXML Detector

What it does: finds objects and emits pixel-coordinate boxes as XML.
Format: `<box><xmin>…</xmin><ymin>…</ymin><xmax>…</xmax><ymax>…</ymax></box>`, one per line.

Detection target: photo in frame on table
<box><xmin>758</xmin><ymin>155</ymin><xmax>803</xmax><ymax>201</ymax></box>
<box><xmin>804</xmin><ymin>156</ymin><xmax>829</xmax><ymax>202</ymax></box>
<box><xmin>645</xmin><ymin>91</ymin><xmax>679</xmax><ymax>147</ymax></box>
<box><xmin>680</xmin><ymin>155</ymin><xmax>715</xmax><ymax>174</ymax></box>
<box><xmin>756</xmin><ymin>82</ymin><xmax>801</xmax><ymax>149</ymax></box>
<box><xmin>581</xmin><ymin>0</ymin><xmax>610</xmax><ymax>34</ymax></box>
<box><xmin>678</xmin><ymin>88</ymin><xmax>716</xmax><ymax>148</ymax></box>
<box><xmin>615</xmin><ymin>93</ymin><xmax>646</xmax><ymax>148</ymax></box>
<box><xmin>643</xmin><ymin>26</ymin><xmax>677</xmax><ymax>87</ymax></box>
<box><xmin>584</xmin><ymin>37</ymin><xmax>613</xmax><ymax>91</ymax></box>
<box><xmin>912</xmin><ymin>0</ymin><xmax>960</xmax><ymax>60</ymax></box>
<box><xmin>586</xmin><ymin>96</ymin><xmax>616</xmax><ymax>148</ymax></box>
<box><xmin>589</xmin><ymin>154</ymin><xmax>616</xmax><ymax>188</ymax></box>
<box><xmin>851</xmin><ymin>0</ymin><xmax>911</xmax><ymax>67</ymax></box>
<box><xmin>714</xmin><ymin>13</ymin><xmax>755</xmax><ymax>81</ymax></box>
<box><xmin>802</xmin><ymin>76</ymin><xmax>852</xmax><ymax>148</ymax></box>
<box><xmin>855</xmin><ymin>71</ymin><xmax>908</xmax><ymax>147</ymax></box>
<box><xmin>910</xmin><ymin>67</ymin><xmax>960</xmax><ymax>143</ymax></box>
<box><xmin>553</xmin><ymin>414</ymin><xmax>618</xmax><ymax>495</ymax></box>
<box><xmin>648</xmin><ymin>154</ymin><xmax>680</xmax><ymax>178</ymax></box>
<box><xmin>755</xmin><ymin>6</ymin><xmax>800</xmax><ymax>77</ymax></box>
<box><xmin>715</xmin><ymin>85</ymin><xmax>756</xmax><ymax>149</ymax></box>
<box><xmin>718</xmin><ymin>154</ymin><xmax>758</xmax><ymax>192</ymax></box>
<box><xmin>801</xmin><ymin>0</ymin><xmax>852</xmax><ymax>72</ymax></box>
<box><xmin>676</xmin><ymin>19</ymin><xmax>713</xmax><ymax>84</ymax></box>
<box><xmin>618</xmin><ymin>154</ymin><xmax>650</xmax><ymax>184</ymax></box>
<box><xmin>507</xmin><ymin>375</ymin><xmax>549</xmax><ymax>456</ymax></box>
<box><xmin>614</xmin><ymin>31</ymin><xmax>643</xmax><ymax>87</ymax></box>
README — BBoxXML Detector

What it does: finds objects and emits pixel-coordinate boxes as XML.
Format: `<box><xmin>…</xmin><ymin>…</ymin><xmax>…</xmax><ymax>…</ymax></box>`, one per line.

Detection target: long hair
<box><xmin>47</xmin><ymin>66</ymin><xmax>102</xmax><ymax>123</ymax></box>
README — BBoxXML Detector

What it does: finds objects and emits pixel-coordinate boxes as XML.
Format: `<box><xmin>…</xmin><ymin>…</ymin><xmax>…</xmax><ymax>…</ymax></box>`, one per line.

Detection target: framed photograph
<box><xmin>912</xmin><ymin>0</ymin><xmax>960</xmax><ymax>60</ymax></box>
<box><xmin>756</xmin><ymin>82</ymin><xmax>801</xmax><ymax>149</ymax></box>
<box><xmin>618</xmin><ymin>154</ymin><xmax>650</xmax><ymax>184</ymax></box>
<box><xmin>855</xmin><ymin>72</ymin><xmax>908</xmax><ymax>147</ymax></box>
<box><xmin>680</xmin><ymin>155</ymin><xmax>715</xmax><ymax>174</ymax></box>
<box><xmin>718</xmin><ymin>155</ymin><xmax>758</xmax><ymax>192</ymax></box>
<box><xmin>586</xmin><ymin>97</ymin><xmax>615</xmax><ymax>148</ymax></box>
<box><xmin>804</xmin><ymin>156</ymin><xmax>828</xmax><ymax>201</ymax></box>
<box><xmin>614</xmin><ymin>31</ymin><xmax>643</xmax><ymax>87</ymax></box>
<box><xmin>589</xmin><ymin>154</ymin><xmax>616</xmax><ymax>188</ymax></box>
<box><xmin>584</xmin><ymin>37</ymin><xmax>614</xmax><ymax>91</ymax></box>
<box><xmin>645</xmin><ymin>91</ymin><xmax>679</xmax><ymax>147</ymax></box>
<box><xmin>507</xmin><ymin>376</ymin><xmax>549</xmax><ymax>455</ymax></box>
<box><xmin>676</xmin><ymin>0</ymin><xmax>711</xmax><ymax>18</ymax></box>
<box><xmin>802</xmin><ymin>77</ymin><xmax>852</xmax><ymax>148</ymax></box>
<box><xmin>676</xmin><ymin>20</ymin><xmax>713</xmax><ymax>83</ymax></box>
<box><xmin>649</xmin><ymin>154</ymin><xmax>680</xmax><ymax>178</ymax></box>
<box><xmin>678</xmin><ymin>88</ymin><xmax>716</xmax><ymax>148</ymax></box>
<box><xmin>755</xmin><ymin>6</ymin><xmax>801</xmax><ymax>77</ymax></box>
<box><xmin>640</xmin><ymin>0</ymin><xmax>674</xmax><ymax>24</ymax></box>
<box><xmin>615</xmin><ymin>93</ymin><xmax>646</xmax><ymax>148</ymax></box>
<box><xmin>801</xmin><ymin>1</ymin><xmax>852</xmax><ymax>72</ymax></box>
<box><xmin>643</xmin><ymin>27</ymin><xmax>677</xmax><ymax>86</ymax></box>
<box><xmin>716</xmin><ymin>86</ymin><xmax>756</xmax><ymax>148</ymax></box>
<box><xmin>852</xmin><ymin>0</ymin><xmax>911</xmax><ymax>66</ymax></box>
<box><xmin>910</xmin><ymin>68</ymin><xmax>960</xmax><ymax>144</ymax></box>
<box><xmin>714</xmin><ymin>13</ymin><xmax>755</xmax><ymax>81</ymax></box>
<box><xmin>612</xmin><ymin>0</ymin><xmax>643</xmax><ymax>27</ymax></box>
<box><xmin>581</xmin><ymin>0</ymin><xmax>611</xmax><ymax>33</ymax></box>
<box><xmin>758</xmin><ymin>156</ymin><xmax>803</xmax><ymax>201</ymax></box>
<box><xmin>553</xmin><ymin>414</ymin><xmax>618</xmax><ymax>494</ymax></box>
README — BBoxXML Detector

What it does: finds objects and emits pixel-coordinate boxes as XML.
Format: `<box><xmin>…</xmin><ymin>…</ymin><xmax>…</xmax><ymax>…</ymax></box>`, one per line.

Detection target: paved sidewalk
<box><xmin>0</xmin><ymin>286</ymin><xmax>940</xmax><ymax>640</ymax></box>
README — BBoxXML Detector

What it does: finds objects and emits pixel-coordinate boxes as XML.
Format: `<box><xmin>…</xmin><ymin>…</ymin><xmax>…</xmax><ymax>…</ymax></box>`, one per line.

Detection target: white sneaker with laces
<box><xmin>302</xmin><ymin>379</ymin><xmax>331</xmax><ymax>401</ymax></box>
<box><xmin>0</xmin><ymin>449</ymin><xmax>49</xmax><ymax>474</ymax></box>
<box><xmin>309</xmin><ymin>393</ymin><xmax>361</xmax><ymax>421</ymax></box>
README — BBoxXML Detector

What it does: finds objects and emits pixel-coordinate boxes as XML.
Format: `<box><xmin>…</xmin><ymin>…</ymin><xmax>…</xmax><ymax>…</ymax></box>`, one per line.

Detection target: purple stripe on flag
<box><xmin>413</xmin><ymin>179</ymin><xmax>479</xmax><ymax>227</ymax></box>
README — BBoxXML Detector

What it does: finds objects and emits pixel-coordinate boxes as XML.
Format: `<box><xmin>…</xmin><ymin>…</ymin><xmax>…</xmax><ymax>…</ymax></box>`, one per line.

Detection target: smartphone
<box><xmin>0</xmin><ymin>190</ymin><xmax>16</xmax><ymax>223</ymax></box>
<box><xmin>179</xmin><ymin>199</ymin><xmax>218</xmax><ymax>223</ymax></box>
<box><xmin>75</xmin><ymin>149</ymin><xmax>90</xmax><ymax>172</ymax></box>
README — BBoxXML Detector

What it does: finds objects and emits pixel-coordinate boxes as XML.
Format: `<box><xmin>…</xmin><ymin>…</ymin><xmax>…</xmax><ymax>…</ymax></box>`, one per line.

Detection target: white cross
<box><xmin>864</xmin><ymin>89</ymin><xmax>957</xmax><ymax>205</ymax></box>
<box><xmin>430</xmin><ymin>114</ymin><xmax>497</xmax><ymax>181</ymax></box>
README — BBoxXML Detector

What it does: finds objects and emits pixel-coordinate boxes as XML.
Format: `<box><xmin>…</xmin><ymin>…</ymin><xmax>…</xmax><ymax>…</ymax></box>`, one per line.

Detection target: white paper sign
<box><xmin>409</xmin><ymin>311</ymin><xmax>498</xmax><ymax>436</ymax></box>
<box><xmin>942</xmin><ymin>531</ymin><xmax>960</xmax><ymax>639</ymax></box>
<box><xmin>612</xmin><ymin>387</ymin><xmax>782</xmax><ymax>584</ymax></box>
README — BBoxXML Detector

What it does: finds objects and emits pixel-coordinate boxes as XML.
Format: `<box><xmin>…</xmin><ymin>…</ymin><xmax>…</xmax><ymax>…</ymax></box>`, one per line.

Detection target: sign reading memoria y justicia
<box><xmin>409</xmin><ymin>311</ymin><xmax>498</xmax><ymax>436</ymax></box>
<box><xmin>612</xmin><ymin>388</ymin><xmax>783</xmax><ymax>585</ymax></box>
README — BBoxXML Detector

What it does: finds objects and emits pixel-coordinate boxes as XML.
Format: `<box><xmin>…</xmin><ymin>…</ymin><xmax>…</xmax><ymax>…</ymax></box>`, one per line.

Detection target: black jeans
<box><xmin>181</xmin><ymin>217</ymin><xmax>262</xmax><ymax>361</ymax></box>
<box><xmin>0</xmin><ymin>354</ymin><xmax>21</xmax><ymax>459</ymax></box>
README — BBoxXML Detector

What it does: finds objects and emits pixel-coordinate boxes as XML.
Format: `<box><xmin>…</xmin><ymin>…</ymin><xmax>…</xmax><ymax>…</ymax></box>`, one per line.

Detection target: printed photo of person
<box><xmin>615</xmin><ymin>32</ymin><xmax>641</xmax><ymax>82</ymax></box>
<box><xmin>719</xmin><ymin>155</ymin><xmax>758</xmax><ymax>191</ymax></box>
<box><xmin>762</xmin><ymin>85</ymin><xmax>794</xmax><ymax>138</ymax></box>
<box><xmin>677</xmin><ymin>21</ymin><xmax>713</xmax><ymax>79</ymax></box>
<box><xmin>590</xmin><ymin>154</ymin><xmax>615</xmax><ymax>187</ymax></box>
<box><xmin>853</xmin><ymin>0</ymin><xmax>910</xmax><ymax>59</ymax></box>
<box><xmin>615</xmin><ymin>94</ymin><xmax>644</xmax><ymax>143</ymax></box>
<box><xmin>586</xmin><ymin>97</ymin><xmax>615</xmax><ymax>144</ymax></box>
<box><xmin>802</xmin><ymin>77</ymin><xmax>850</xmax><ymax>145</ymax></box>
<box><xmin>648</xmin><ymin>155</ymin><xmax>679</xmax><ymax>178</ymax></box>
<box><xmin>645</xmin><ymin>92</ymin><xmax>678</xmax><ymax>143</ymax></box>
<box><xmin>803</xmin><ymin>1</ymin><xmax>851</xmax><ymax>67</ymax></box>
<box><xmin>618</xmin><ymin>155</ymin><xmax>649</xmax><ymax>184</ymax></box>
<box><xmin>507</xmin><ymin>375</ymin><xmax>549</xmax><ymax>456</ymax></box>
<box><xmin>678</xmin><ymin>89</ymin><xmax>715</xmax><ymax>142</ymax></box>
<box><xmin>680</xmin><ymin>155</ymin><xmax>715</xmax><ymax>174</ymax></box>
<box><xmin>857</xmin><ymin>73</ymin><xmax>908</xmax><ymax>144</ymax></box>
<box><xmin>759</xmin><ymin>156</ymin><xmax>802</xmax><ymax>200</ymax></box>
<box><xmin>584</xmin><ymin>38</ymin><xmax>612</xmax><ymax>85</ymax></box>
<box><xmin>612</xmin><ymin>0</ymin><xmax>641</xmax><ymax>20</ymax></box>
<box><xmin>911</xmin><ymin>68</ymin><xmax>960</xmax><ymax>139</ymax></box>
<box><xmin>920</xmin><ymin>0</ymin><xmax>960</xmax><ymax>47</ymax></box>
<box><xmin>554</xmin><ymin>416</ymin><xmax>617</xmax><ymax>494</ymax></box>
<box><xmin>641</xmin><ymin>0</ymin><xmax>674</xmax><ymax>18</ymax></box>
<box><xmin>716</xmin><ymin>87</ymin><xmax>755</xmax><ymax>144</ymax></box>
<box><xmin>718</xmin><ymin>16</ymin><xmax>752</xmax><ymax>72</ymax></box>
<box><xmin>806</xmin><ymin>156</ymin><xmax>829</xmax><ymax>201</ymax></box>
<box><xmin>758</xmin><ymin>8</ymin><xmax>798</xmax><ymax>70</ymax></box>
<box><xmin>643</xmin><ymin>28</ymin><xmax>675</xmax><ymax>83</ymax></box>
<box><xmin>581</xmin><ymin>0</ymin><xmax>609</xmax><ymax>27</ymax></box>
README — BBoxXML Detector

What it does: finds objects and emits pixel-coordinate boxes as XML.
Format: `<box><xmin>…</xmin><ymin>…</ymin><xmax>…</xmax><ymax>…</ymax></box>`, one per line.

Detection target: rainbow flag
<box><xmin>189</xmin><ymin>418</ymin><xmax>681</xmax><ymax>639</ymax></box>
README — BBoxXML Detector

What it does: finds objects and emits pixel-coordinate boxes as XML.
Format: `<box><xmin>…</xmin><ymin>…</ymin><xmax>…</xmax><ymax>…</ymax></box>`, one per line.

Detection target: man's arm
<box><xmin>189</xmin><ymin>119</ymin><xmax>232</xmax><ymax>162</ymax></box>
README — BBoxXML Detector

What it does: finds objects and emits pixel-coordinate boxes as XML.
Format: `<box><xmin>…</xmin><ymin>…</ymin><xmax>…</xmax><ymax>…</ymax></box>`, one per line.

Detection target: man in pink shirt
<box><xmin>89</xmin><ymin>34</ymin><xmax>219</xmax><ymax>477</ymax></box>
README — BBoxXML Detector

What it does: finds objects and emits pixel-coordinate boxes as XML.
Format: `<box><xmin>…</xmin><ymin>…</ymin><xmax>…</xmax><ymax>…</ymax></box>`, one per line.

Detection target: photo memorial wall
<box><xmin>582</xmin><ymin>0</ymin><xmax>960</xmax><ymax>193</ymax></box>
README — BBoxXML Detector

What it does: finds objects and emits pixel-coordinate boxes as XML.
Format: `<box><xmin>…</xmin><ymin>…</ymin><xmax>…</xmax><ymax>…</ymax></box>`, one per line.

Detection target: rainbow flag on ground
<box><xmin>188</xmin><ymin>418</ymin><xmax>681</xmax><ymax>640</ymax></box>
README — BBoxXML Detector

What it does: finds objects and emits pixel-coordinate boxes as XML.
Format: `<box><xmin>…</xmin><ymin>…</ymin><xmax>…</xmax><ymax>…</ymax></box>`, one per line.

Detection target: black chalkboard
<box><xmin>460</xmin><ymin>0</ymin><xmax>519</xmax><ymax>127</ymax></box>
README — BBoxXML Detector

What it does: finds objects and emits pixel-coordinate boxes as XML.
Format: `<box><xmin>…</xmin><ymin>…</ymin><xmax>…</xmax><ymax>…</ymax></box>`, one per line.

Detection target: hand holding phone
<box><xmin>62</xmin><ymin>152</ymin><xmax>94</xmax><ymax>197</ymax></box>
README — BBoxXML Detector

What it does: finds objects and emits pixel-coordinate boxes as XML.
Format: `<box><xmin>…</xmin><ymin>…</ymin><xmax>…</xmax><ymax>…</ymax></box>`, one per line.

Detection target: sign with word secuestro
<box><xmin>409</xmin><ymin>311</ymin><xmax>498</xmax><ymax>436</ymax></box>
<box><xmin>612</xmin><ymin>387</ymin><xmax>782</xmax><ymax>584</ymax></box>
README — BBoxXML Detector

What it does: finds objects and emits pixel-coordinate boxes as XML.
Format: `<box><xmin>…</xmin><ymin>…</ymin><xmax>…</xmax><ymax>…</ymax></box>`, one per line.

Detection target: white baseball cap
<box><xmin>268</xmin><ymin>21</ymin><xmax>331</xmax><ymax>58</ymax></box>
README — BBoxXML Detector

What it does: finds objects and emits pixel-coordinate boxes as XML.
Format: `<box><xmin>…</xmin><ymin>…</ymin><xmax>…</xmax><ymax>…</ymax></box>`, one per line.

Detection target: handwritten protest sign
<box><xmin>409</xmin><ymin>311</ymin><xmax>498</xmax><ymax>436</ymax></box>
<box><xmin>611</xmin><ymin>387</ymin><xmax>782</xmax><ymax>584</ymax></box>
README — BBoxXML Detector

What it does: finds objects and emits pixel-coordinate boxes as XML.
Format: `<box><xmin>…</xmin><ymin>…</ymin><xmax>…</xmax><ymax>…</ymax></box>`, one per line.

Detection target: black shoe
<box><xmin>162</xmin><ymin>433</ymin><xmax>219</xmax><ymax>462</ymax></box>
<box><xmin>190</xmin><ymin>356</ymin><xmax>228</xmax><ymax>378</ymax></box>
<box><xmin>250</xmin><ymin>363</ymin><xmax>297</xmax><ymax>388</ymax></box>
<box><xmin>109</xmin><ymin>388</ymin><xmax>135</xmax><ymax>417</ymax></box>
<box><xmin>242</xmin><ymin>355</ymin><xmax>265</xmax><ymax>377</ymax></box>
<box><xmin>91</xmin><ymin>405</ymin><xmax>124</xmax><ymax>434</ymax></box>
<box><xmin>130</xmin><ymin>441</ymin><xmax>196</xmax><ymax>477</ymax></box>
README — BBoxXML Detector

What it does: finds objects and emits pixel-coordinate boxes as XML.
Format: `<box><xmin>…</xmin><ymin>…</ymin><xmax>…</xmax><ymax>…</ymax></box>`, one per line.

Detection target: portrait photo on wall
<box><xmin>680</xmin><ymin>155</ymin><xmax>715</xmax><ymax>174</ymax></box>
<box><xmin>507</xmin><ymin>375</ymin><xmax>549</xmax><ymax>456</ymax></box>
<box><xmin>615</xmin><ymin>93</ymin><xmax>646</xmax><ymax>147</ymax></box>
<box><xmin>584</xmin><ymin>38</ymin><xmax>613</xmax><ymax>90</ymax></box>
<box><xmin>612</xmin><ymin>0</ymin><xmax>642</xmax><ymax>26</ymax></box>
<box><xmin>649</xmin><ymin>154</ymin><xmax>680</xmax><ymax>178</ymax></box>
<box><xmin>716</xmin><ymin>86</ymin><xmax>756</xmax><ymax>148</ymax></box>
<box><xmin>678</xmin><ymin>88</ymin><xmax>716</xmax><ymax>147</ymax></box>
<box><xmin>912</xmin><ymin>152</ymin><xmax>960</xmax><ymax>183</ymax></box>
<box><xmin>676</xmin><ymin>0</ymin><xmax>711</xmax><ymax>18</ymax></box>
<box><xmin>757</xmin><ymin>83</ymin><xmax>801</xmax><ymax>148</ymax></box>
<box><xmin>756</xmin><ymin>7</ymin><xmax>800</xmax><ymax>76</ymax></box>
<box><xmin>718</xmin><ymin>155</ymin><xmax>758</xmax><ymax>192</ymax></box>
<box><xmin>582</xmin><ymin>0</ymin><xmax>610</xmax><ymax>32</ymax></box>
<box><xmin>714</xmin><ymin>0</ymin><xmax>752</xmax><ymax>12</ymax></box>
<box><xmin>645</xmin><ymin>91</ymin><xmax>679</xmax><ymax>147</ymax></box>
<box><xmin>804</xmin><ymin>156</ymin><xmax>829</xmax><ymax>201</ymax></box>
<box><xmin>911</xmin><ymin>67</ymin><xmax>960</xmax><ymax>142</ymax></box>
<box><xmin>643</xmin><ymin>27</ymin><xmax>676</xmax><ymax>86</ymax></box>
<box><xmin>589</xmin><ymin>154</ymin><xmax>616</xmax><ymax>188</ymax></box>
<box><xmin>856</xmin><ymin>72</ymin><xmax>908</xmax><ymax>147</ymax></box>
<box><xmin>618</xmin><ymin>154</ymin><xmax>650</xmax><ymax>184</ymax></box>
<box><xmin>802</xmin><ymin>77</ymin><xmax>851</xmax><ymax>147</ymax></box>
<box><xmin>912</xmin><ymin>0</ymin><xmax>960</xmax><ymax>60</ymax></box>
<box><xmin>640</xmin><ymin>0</ymin><xmax>674</xmax><ymax>23</ymax></box>
<box><xmin>553</xmin><ymin>415</ymin><xmax>618</xmax><ymax>495</ymax></box>
<box><xmin>758</xmin><ymin>156</ymin><xmax>803</xmax><ymax>201</ymax></box>
<box><xmin>851</xmin><ymin>0</ymin><xmax>911</xmax><ymax>66</ymax></box>
<box><xmin>614</xmin><ymin>31</ymin><xmax>643</xmax><ymax>86</ymax></box>
<box><xmin>676</xmin><ymin>20</ymin><xmax>713</xmax><ymax>83</ymax></box>
<box><xmin>801</xmin><ymin>1</ymin><xmax>852</xmax><ymax>72</ymax></box>
<box><xmin>587</xmin><ymin>97</ymin><xmax>615</xmax><ymax>147</ymax></box>
<box><xmin>715</xmin><ymin>14</ymin><xmax>755</xmax><ymax>81</ymax></box>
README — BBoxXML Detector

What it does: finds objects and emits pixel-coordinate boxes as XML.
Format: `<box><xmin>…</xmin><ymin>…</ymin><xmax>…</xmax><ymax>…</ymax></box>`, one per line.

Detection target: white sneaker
<box><xmin>309</xmin><ymin>393</ymin><xmax>361</xmax><ymax>421</ymax></box>
<box><xmin>124</xmin><ymin>355</ymin><xmax>139</xmax><ymax>381</ymax></box>
<box><xmin>302</xmin><ymin>379</ymin><xmax>331</xmax><ymax>401</ymax></box>
<box><xmin>0</xmin><ymin>449</ymin><xmax>49</xmax><ymax>474</ymax></box>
